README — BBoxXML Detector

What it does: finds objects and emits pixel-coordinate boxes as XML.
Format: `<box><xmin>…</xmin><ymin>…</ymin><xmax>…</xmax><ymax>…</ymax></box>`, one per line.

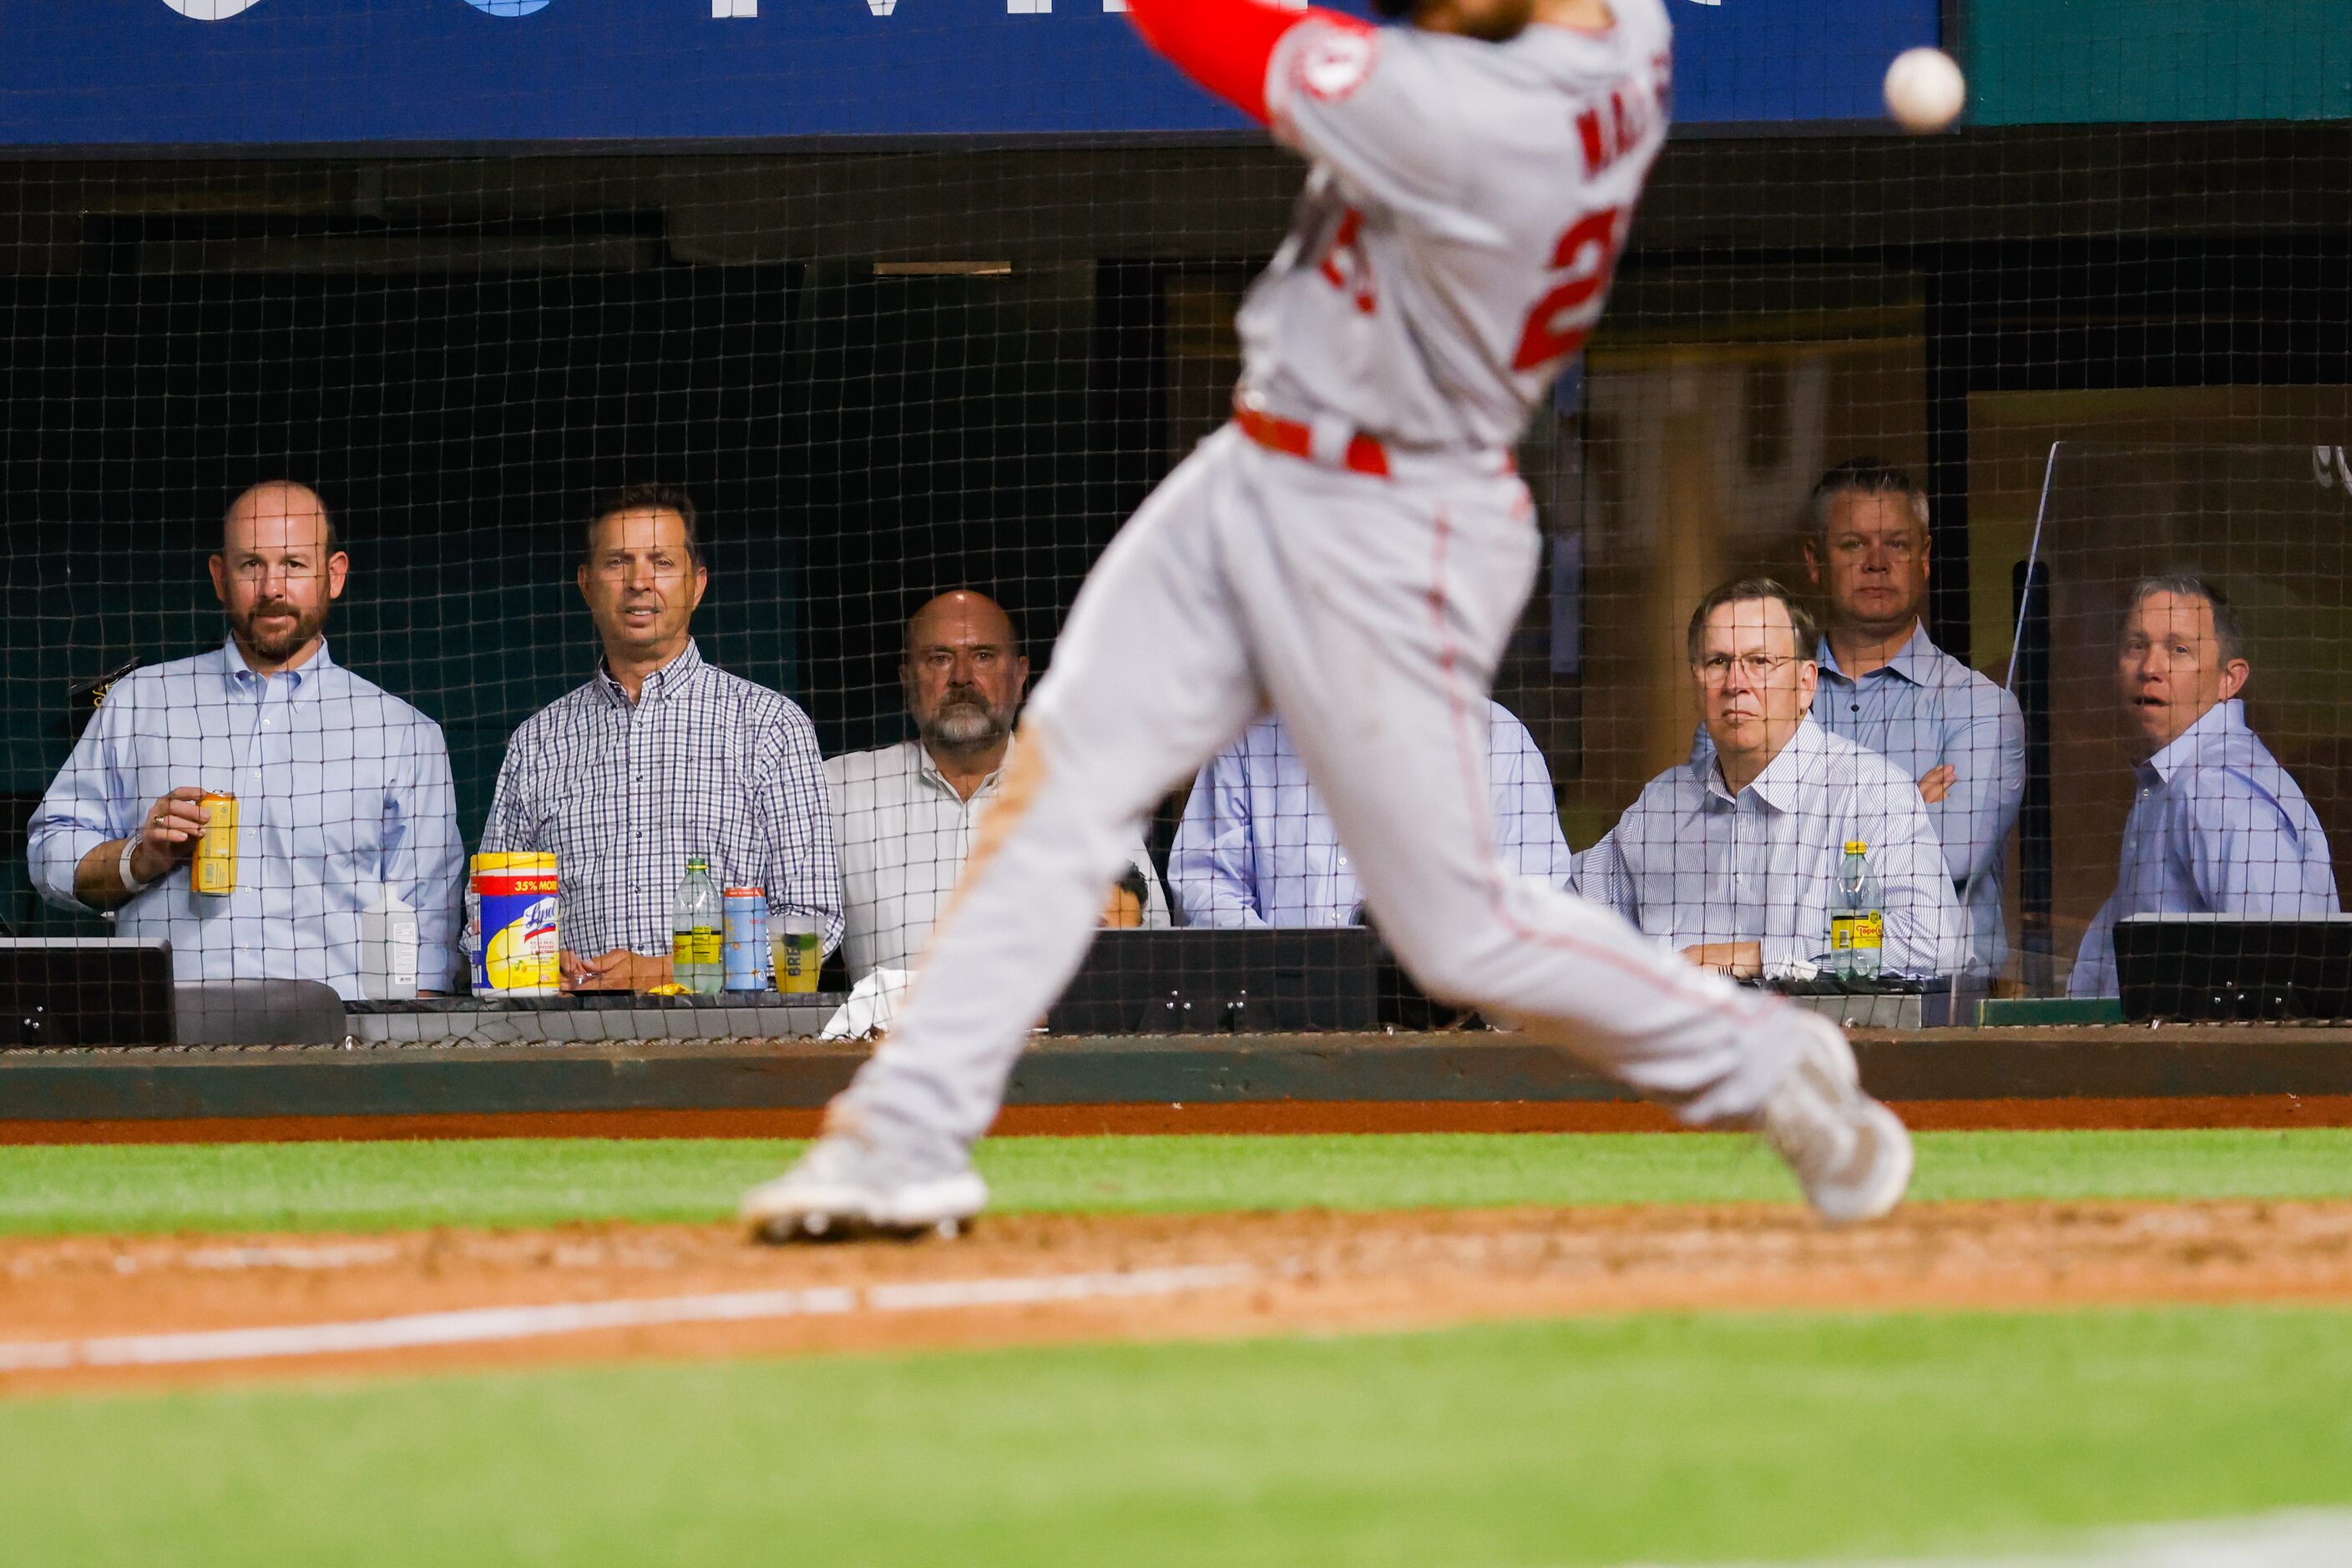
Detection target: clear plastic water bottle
<box><xmin>1831</xmin><ymin>840</ymin><xmax>1884</xmax><ymax>981</ymax></box>
<box><xmin>672</xmin><ymin>857</ymin><xmax>723</xmax><ymax>994</ymax></box>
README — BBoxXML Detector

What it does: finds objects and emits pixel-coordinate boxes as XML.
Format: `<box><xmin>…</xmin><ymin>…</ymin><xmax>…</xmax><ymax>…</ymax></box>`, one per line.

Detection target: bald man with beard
<box><xmin>29</xmin><ymin>481</ymin><xmax>464</xmax><ymax>997</ymax></box>
<box><xmin>825</xmin><ymin>590</ymin><xmax>1169</xmax><ymax>983</ymax></box>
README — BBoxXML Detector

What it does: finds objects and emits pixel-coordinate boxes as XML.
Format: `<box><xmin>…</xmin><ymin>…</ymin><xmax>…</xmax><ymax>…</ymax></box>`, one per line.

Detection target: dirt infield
<box><xmin>4</xmin><ymin>1199</ymin><xmax>2349</xmax><ymax>1396</ymax></box>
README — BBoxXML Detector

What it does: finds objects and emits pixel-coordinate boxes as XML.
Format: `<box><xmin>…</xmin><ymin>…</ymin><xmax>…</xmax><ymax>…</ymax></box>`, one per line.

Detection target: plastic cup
<box><xmin>771</xmin><ymin>915</ymin><xmax>822</xmax><ymax>994</ymax></box>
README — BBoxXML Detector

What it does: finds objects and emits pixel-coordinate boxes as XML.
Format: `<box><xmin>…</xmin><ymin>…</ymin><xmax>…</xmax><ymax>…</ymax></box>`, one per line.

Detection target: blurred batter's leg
<box><xmin>837</xmin><ymin>433</ymin><xmax>1267</xmax><ymax>1149</ymax></box>
<box><xmin>1227</xmin><ymin>448</ymin><xmax>1800</xmax><ymax>1124</ymax></box>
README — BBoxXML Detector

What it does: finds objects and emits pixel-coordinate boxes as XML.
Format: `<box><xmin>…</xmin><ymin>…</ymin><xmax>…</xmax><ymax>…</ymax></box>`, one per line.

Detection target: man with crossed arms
<box><xmin>1802</xmin><ymin>459</ymin><xmax>2023</xmax><ymax>975</ymax></box>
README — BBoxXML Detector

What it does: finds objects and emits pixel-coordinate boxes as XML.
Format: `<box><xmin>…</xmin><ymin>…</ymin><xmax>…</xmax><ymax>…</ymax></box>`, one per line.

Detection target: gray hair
<box><xmin>1685</xmin><ymin>576</ymin><xmax>1821</xmax><ymax>665</ymax></box>
<box><xmin>1807</xmin><ymin>458</ymin><xmax>1930</xmax><ymax>545</ymax></box>
<box><xmin>2124</xmin><ymin>574</ymin><xmax>2246</xmax><ymax>665</ymax></box>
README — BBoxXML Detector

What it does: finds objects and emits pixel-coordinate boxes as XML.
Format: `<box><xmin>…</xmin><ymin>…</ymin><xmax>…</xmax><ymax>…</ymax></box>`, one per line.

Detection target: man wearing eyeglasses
<box><xmin>1576</xmin><ymin>578</ymin><xmax>1965</xmax><ymax>980</ymax></box>
<box><xmin>28</xmin><ymin>481</ymin><xmax>466</xmax><ymax>997</ymax></box>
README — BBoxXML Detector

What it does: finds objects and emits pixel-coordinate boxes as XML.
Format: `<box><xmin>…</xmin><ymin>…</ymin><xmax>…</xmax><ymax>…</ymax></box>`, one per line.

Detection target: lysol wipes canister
<box><xmin>722</xmin><ymin>887</ymin><xmax>769</xmax><ymax>992</ymax></box>
<box><xmin>469</xmin><ymin>852</ymin><xmax>559</xmax><ymax>998</ymax></box>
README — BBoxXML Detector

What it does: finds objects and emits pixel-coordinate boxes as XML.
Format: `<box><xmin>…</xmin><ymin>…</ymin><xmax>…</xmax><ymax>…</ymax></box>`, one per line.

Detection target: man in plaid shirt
<box><xmin>482</xmin><ymin>484</ymin><xmax>839</xmax><ymax>991</ymax></box>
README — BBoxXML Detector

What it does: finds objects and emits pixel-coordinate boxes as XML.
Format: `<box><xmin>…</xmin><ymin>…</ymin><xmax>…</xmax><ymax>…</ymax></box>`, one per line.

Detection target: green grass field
<box><xmin>3</xmin><ymin>1128</ymin><xmax>2349</xmax><ymax>1565</ymax></box>
<box><xmin>3</xmin><ymin>1127</ymin><xmax>2349</xmax><ymax>1236</ymax></box>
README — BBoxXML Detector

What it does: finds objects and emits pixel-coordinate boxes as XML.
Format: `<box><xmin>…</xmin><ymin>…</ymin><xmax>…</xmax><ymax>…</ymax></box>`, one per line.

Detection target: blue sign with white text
<box><xmin>0</xmin><ymin>0</ymin><xmax>1936</xmax><ymax>145</ymax></box>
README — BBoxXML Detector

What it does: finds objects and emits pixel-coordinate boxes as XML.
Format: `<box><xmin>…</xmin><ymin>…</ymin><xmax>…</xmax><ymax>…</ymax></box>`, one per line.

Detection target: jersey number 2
<box><xmin>1510</xmin><ymin>206</ymin><xmax>1626</xmax><ymax>373</ymax></box>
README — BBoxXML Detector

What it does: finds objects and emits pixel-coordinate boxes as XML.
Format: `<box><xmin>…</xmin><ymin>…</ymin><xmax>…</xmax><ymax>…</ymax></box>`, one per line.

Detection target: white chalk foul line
<box><xmin>0</xmin><ymin>1263</ymin><xmax>1259</xmax><ymax>1375</ymax></box>
<box><xmin>1614</xmin><ymin>1506</ymin><xmax>2352</xmax><ymax>1566</ymax></box>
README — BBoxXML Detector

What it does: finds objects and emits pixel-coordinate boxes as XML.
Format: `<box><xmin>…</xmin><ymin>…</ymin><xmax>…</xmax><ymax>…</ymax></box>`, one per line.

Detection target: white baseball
<box><xmin>1883</xmin><ymin>47</ymin><xmax>1965</xmax><ymax>133</ymax></box>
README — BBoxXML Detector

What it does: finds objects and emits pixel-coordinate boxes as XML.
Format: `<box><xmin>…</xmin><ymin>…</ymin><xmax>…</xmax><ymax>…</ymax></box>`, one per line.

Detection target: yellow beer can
<box><xmin>193</xmin><ymin>791</ymin><xmax>239</xmax><ymax>896</ymax></box>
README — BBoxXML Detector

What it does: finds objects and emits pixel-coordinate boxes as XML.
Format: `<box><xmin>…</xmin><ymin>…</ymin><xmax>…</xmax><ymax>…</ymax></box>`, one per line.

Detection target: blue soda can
<box><xmin>722</xmin><ymin>888</ymin><xmax>770</xmax><ymax>991</ymax></box>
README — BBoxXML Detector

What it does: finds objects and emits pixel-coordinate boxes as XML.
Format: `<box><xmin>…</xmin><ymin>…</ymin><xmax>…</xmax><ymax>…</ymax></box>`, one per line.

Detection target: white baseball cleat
<box><xmin>1753</xmin><ymin>1011</ymin><xmax>1914</xmax><ymax>1227</ymax></box>
<box><xmin>741</xmin><ymin>1122</ymin><xmax>988</xmax><ymax>1243</ymax></box>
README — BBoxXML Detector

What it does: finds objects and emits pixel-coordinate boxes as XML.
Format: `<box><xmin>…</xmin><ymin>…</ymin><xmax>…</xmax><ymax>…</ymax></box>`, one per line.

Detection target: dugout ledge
<box><xmin>1</xmin><ymin>1028</ymin><xmax>2349</xmax><ymax>1141</ymax></box>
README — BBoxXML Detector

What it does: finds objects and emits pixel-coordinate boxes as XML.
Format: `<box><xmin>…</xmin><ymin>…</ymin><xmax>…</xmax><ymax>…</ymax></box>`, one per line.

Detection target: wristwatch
<box><xmin>117</xmin><ymin>835</ymin><xmax>151</xmax><ymax>895</ymax></box>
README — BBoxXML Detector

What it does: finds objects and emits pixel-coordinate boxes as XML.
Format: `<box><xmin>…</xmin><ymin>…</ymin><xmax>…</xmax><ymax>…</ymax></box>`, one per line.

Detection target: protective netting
<box><xmin>2</xmin><ymin>83</ymin><xmax>2348</xmax><ymax>1042</ymax></box>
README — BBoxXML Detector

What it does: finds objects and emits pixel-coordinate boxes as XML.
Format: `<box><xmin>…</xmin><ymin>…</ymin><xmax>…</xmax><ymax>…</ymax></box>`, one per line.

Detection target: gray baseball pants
<box><xmin>836</xmin><ymin>426</ymin><xmax>1803</xmax><ymax>1150</ymax></box>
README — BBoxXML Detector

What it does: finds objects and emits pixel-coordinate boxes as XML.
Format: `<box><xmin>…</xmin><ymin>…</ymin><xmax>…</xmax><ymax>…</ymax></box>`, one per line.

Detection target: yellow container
<box><xmin>470</xmin><ymin>851</ymin><xmax>560</xmax><ymax>997</ymax></box>
<box><xmin>193</xmin><ymin>791</ymin><xmax>239</xmax><ymax>896</ymax></box>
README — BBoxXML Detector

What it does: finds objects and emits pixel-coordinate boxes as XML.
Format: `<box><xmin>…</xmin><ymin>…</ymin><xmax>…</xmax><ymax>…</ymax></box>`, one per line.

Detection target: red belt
<box><xmin>1232</xmin><ymin>401</ymin><xmax>1391</xmax><ymax>479</ymax></box>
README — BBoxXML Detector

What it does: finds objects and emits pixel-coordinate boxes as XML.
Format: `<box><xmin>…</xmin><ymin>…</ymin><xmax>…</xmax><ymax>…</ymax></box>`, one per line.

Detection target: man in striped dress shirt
<box><xmin>481</xmin><ymin>484</ymin><xmax>839</xmax><ymax>991</ymax></box>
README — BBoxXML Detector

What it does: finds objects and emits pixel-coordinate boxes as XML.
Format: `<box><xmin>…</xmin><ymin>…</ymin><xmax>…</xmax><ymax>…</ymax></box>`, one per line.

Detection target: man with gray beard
<box><xmin>825</xmin><ymin>590</ymin><xmax>1170</xmax><ymax>982</ymax></box>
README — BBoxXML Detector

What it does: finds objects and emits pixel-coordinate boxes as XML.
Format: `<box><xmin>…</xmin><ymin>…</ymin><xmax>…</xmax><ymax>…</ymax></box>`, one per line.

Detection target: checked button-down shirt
<box><xmin>482</xmin><ymin>641</ymin><xmax>841</xmax><ymax>960</ymax></box>
<box><xmin>827</xmin><ymin>736</ymin><xmax>1171</xmax><ymax>983</ymax></box>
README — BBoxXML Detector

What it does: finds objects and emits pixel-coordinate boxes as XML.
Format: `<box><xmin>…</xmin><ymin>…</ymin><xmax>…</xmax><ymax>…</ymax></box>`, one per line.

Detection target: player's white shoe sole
<box><xmin>1754</xmin><ymin>1013</ymin><xmax>1914</xmax><ymax>1227</ymax></box>
<box><xmin>740</xmin><ymin>1131</ymin><xmax>988</xmax><ymax>1243</ymax></box>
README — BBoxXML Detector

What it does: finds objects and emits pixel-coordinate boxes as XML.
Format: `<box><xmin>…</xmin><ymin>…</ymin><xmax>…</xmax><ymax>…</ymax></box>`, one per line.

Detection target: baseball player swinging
<box><xmin>744</xmin><ymin>0</ymin><xmax>1914</xmax><ymax>1237</ymax></box>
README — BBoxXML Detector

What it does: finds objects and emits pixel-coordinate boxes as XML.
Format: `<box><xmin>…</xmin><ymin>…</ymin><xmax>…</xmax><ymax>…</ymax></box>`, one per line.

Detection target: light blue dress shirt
<box><xmin>1813</xmin><ymin>625</ymin><xmax>2025</xmax><ymax>974</ymax></box>
<box><xmin>1576</xmin><ymin>716</ymin><xmax>1966</xmax><ymax>977</ymax></box>
<box><xmin>2069</xmin><ymin>698</ymin><xmax>2339</xmax><ymax>998</ymax></box>
<box><xmin>28</xmin><ymin>638</ymin><xmax>465</xmax><ymax>999</ymax></box>
<box><xmin>1169</xmin><ymin>701</ymin><xmax>1575</xmax><ymax>928</ymax></box>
